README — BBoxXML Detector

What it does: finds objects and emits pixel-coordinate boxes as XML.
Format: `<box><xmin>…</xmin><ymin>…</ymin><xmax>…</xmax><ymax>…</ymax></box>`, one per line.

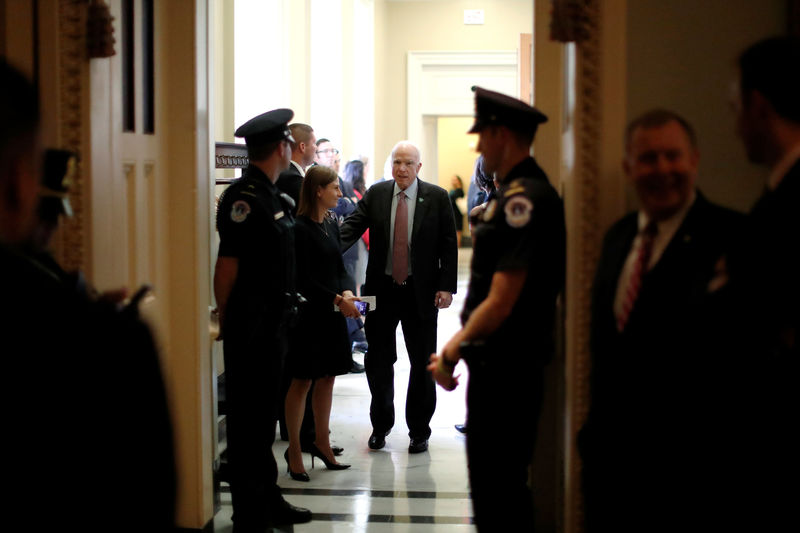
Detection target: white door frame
<box><xmin>406</xmin><ymin>50</ymin><xmax>518</xmax><ymax>173</ymax></box>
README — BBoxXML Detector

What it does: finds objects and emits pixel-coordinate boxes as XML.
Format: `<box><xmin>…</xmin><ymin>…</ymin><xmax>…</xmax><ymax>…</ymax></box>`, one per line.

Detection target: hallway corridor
<box><xmin>214</xmin><ymin>249</ymin><xmax>476</xmax><ymax>532</ymax></box>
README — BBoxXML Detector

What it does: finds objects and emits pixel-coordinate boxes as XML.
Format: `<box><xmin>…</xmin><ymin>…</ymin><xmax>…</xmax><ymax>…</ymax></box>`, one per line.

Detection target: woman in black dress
<box><xmin>284</xmin><ymin>165</ymin><xmax>361</xmax><ymax>481</ymax></box>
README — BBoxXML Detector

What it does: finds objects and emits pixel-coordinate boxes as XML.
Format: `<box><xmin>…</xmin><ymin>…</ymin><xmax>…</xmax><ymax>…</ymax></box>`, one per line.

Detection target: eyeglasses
<box><xmin>316</xmin><ymin>148</ymin><xmax>340</xmax><ymax>156</ymax></box>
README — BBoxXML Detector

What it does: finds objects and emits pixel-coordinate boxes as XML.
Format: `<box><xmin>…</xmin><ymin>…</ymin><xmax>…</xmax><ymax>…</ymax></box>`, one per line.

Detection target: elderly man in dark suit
<box><xmin>340</xmin><ymin>141</ymin><xmax>457</xmax><ymax>454</ymax></box>
<box><xmin>578</xmin><ymin>109</ymin><xmax>744</xmax><ymax>532</ymax></box>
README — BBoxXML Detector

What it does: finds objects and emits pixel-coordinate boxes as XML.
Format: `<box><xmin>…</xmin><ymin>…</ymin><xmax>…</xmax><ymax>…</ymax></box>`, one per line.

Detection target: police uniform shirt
<box><xmin>462</xmin><ymin>156</ymin><xmax>565</xmax><ymax>359</ymax></box>
<box><xmin>217</xmin><ymin>164</ymin><xmax>296</xmax><ymax>323</ymax></box>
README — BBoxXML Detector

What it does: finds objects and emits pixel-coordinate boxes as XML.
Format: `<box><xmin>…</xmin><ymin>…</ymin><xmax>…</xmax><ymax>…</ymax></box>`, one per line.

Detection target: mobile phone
<box><xmin>355</xmin><ymin>300</ymin><xmax>370</xmax><ymax>315</ymax></box>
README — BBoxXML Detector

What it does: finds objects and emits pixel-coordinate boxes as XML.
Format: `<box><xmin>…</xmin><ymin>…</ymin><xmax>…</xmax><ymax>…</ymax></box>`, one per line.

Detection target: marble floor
<box><xmin>214</xmin><ymin>248</ymin><xmax>476</xmax><ymax>532</ymax></box>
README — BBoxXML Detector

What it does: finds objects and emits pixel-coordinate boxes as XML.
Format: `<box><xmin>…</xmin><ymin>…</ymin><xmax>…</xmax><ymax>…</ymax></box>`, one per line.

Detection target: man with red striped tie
<box><xmin>577</xmin><ymin>109</ymin><xmax>745</xmax><ymax>532</ymax></box>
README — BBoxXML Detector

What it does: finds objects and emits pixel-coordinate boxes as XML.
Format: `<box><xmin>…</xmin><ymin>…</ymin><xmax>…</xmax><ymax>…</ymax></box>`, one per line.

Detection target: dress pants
<box><xmin>465</xmin><ymin>350</ymin><xmax>543</xmax><ymax>532</ymax></box>
<box><xmin>224</xmin><ymin>321</ymin><xmax>286</xmax><ymax>528</ymax></box>
<box><xmin>363</xmin><ymin>276</ymin><xmax>437</xmax><ymax>439</ymax></box>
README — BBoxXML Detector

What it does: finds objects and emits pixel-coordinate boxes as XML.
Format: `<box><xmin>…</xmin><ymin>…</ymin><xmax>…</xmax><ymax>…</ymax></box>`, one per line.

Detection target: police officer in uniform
<box><xmin>214</xmin><ymin>108</ymin><xmax>312</xmax><ymax>531</ymax></box>
<box><xmin>429</xmin><ymin>87</ymin><xmax>565</xmax><ymax>531</ymax></box>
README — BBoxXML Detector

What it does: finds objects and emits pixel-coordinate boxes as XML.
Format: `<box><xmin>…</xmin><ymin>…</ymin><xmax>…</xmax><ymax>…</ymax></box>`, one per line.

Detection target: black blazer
<box><xmin>585</xmin><ymin>192</ymin><xmax>745</xmax><ymax>433</ymax></box>
<box><xmin>276</xmin><ymin>163</ymin><xmax>303</xmax><ymax>215</ymax></box>
<box><xmin>578</xmin><ymin>192</ymin><xmax>746</xmax><ymax>527</ymax></box>
<box><xmin>340</xmin><ymin>178</ymin><xmax>458</xmax><ymax>317</ymax></box>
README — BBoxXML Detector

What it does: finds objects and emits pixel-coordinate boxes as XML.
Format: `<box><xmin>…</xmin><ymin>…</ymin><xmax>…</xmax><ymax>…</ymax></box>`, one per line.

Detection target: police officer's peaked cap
<box><xmin>468</xmin><ymin>86</ymin><xmax>547</xmax><ymax>134</ymax></box>
<box><xmin>40</xmin><ymin>148</ymin><xmax>77</xmax><ymax>218</ymax></box>
<box><xmin>234</xmin><ymin>108</ymin><xmax>296</xmax><ymax>145</ymax></box>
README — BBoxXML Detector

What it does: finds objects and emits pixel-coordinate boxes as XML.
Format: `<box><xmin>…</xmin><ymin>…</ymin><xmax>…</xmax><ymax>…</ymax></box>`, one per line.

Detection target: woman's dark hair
<box><xmin>473</xmin><ymin>155</ymin><xmax>494</xmax><ymax>193</ymax></box>
<box><xmin>452</xmin><ymin>175</ymin><xmax>464</xmax><ymax>189</ymax></box>
<box><xmin>298</xmin><ymin>165</ymin><xmax>339</xmax><ymax>217</ymax></box>
<box><xmin>344</xmin><ymin>159</ymin><xmax>365</xmax><ymax>195</ymax></box>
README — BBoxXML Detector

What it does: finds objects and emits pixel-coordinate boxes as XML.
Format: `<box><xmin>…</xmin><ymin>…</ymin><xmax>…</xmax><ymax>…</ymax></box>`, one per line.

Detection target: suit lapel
<box><xmin>608</xmin><ymin>219</ymin><xmax>638</xmax><ymax>283</ymax></box>
<box><xmin>411</xmin><ymin>180</ymin><xmax>428</xmax><ymax>243</ymax></box>
<box><xmin>382</xmin><ymin>182</ymin><xmax>393</xmax><ymax>248</ymax></box>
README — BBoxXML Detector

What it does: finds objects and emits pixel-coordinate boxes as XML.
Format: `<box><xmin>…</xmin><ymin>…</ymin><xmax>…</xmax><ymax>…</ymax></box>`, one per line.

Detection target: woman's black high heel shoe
<box><xmin>309</xmin><ymin>443</ymin><xmax>351</xmax><ymax>470</ymax></box>
<box><xmin>284</xmin><ymin>448</ymin><xmax>310</xmax><ymax>482</ymax></box>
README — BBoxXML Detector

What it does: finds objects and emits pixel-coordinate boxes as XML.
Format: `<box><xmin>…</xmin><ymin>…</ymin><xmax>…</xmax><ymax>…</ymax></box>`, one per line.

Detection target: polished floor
<box><xmin>214</xmin><ymin>248</ymin><xmax>476</xmax><ymax>532</ymax></box>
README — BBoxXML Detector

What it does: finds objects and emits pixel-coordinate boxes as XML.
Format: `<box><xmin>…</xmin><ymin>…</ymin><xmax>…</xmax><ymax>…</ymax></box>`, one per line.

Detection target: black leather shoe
<box><xmin>454</xmin><ymin>424</ymin><xmax>467</xmax><ymax>434</ymax></box>
<box><xmin>408</xmin><ymin>437</ymin><xmax>429</xmax><ymax>454</ymax></box>
<box><xmin>350</xmin><ymin>360</ymin><xmax>365</xmax><ymax>373</ymax></box>
<box><xmin>368</xmin><ymin>430</ymin><xmax>389</xmax><ymax>450</ymax></box>
<box><xmin>271</xmin><ymin>499</ymin><xmax>312</xmax><ymax>526</ymax></box>
<box><xmin>332</xmin><ymin>445</ymin><xmax>343</xmax><ymax>456</ymax></box>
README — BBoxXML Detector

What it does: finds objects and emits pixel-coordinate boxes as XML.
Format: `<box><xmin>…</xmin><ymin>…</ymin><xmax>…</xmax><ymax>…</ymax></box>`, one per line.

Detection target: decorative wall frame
<box><xmin>58</xmin><ymin>0</ymin><xmax>90</xmax><ymax>274</ymax></box>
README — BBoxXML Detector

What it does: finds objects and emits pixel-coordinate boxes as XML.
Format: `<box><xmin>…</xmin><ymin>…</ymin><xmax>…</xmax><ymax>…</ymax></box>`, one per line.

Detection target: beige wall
<box><xmin>626</xmin><ymin>0</ymin><xmax>785</xmax><ymax>213</ymax></box>
<box><xmin>437</xmin><ymin>116</ymin><xmax>475</xmax><ymax>232</ymax></box>
<box><xmin>437</xmin><ymin>116</ymin><xmax>476</xmax><ymax>189</ymax></box>
<box><xmin>374</xmin><ymin>0</ymin><xmax>533</xmax><ymax>171</ymax></box>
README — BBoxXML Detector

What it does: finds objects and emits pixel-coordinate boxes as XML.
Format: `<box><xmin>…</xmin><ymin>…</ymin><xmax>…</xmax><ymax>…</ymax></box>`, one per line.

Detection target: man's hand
<box><xmin>434</xmin><ymin>291</ymin><xmax>453</xmax><ymax>309</ymax></box>
<box><xmin>427</xmin><ymin>337</ymin><xmax>461</xmax><ymax>391</ymax></box>
<box><xmin>428</xmin><ymin>354</ymin><xmax>460</xmax><ymax>390</ymax></box>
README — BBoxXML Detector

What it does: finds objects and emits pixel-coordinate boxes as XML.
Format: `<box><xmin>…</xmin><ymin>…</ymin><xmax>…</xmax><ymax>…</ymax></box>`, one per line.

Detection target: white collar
<box><xmin>393</xmin><ymin>178</ymin><xmax>419</xmax><ymax>200</ymax></box>
<box><xmin>637</xmin><ymin>189</ymin><xmax>697</xmax><ymax>235</ymax></box>
<box><xmin>290</xmin><ymin>160</ymin><xmax>306</xmax><ymax>177</ymax></box>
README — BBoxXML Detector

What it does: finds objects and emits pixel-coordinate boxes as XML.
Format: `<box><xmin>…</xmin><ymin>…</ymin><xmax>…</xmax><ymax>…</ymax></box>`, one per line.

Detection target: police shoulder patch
<box><xmin>231</xmin><ymin>200</ymin><xmax>251</xmax><ymax>223</ymax></box>
<box><xmin>504</xmin><ymin>195</ymin><xmax>533</xmax><ymax>228</ymax></box>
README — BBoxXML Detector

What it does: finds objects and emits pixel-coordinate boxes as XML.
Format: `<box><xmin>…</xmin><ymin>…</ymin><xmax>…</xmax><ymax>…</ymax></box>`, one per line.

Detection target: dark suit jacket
<box><xmin>710</xmin><ymin>160</ymin><xmax>799</xmax><ymax>529</ymax></box>
<box><xmin>340</xmin><ymin>178</ymin><xmax>458</xmax><ymax>318</ymax></box>
<box><xmin>586</xmin><ymin>192</ymin><xmax>744</xmax><ymax>428</ymax></box>
<box><xmin>276</xmin><ymin>163</ymin><xmax>303</xmax><ymax>215</ymax></box>
<box><xmin>579</xmin><ymin>191</ymin><xmax>745</xmax><ymax>529</ymax></box>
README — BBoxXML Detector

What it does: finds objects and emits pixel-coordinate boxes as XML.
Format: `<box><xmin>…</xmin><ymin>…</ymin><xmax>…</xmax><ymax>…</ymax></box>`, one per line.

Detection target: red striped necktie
<box><xmin>617</xmin><ymin>221</ymin><xmax>658</xmax><ymax>332</ymax></box>
<box><xmin>392</xmin><ymin>191</ymin><xmax>409</xmax><ymax>284</ymax></box>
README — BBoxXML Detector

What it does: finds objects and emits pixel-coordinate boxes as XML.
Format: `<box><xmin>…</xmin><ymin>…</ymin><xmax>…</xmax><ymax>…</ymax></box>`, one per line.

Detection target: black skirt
<box><xmin>288</xmin><ymin>305</ymin><xmax>352</xmax><ymax>379</ymax></box>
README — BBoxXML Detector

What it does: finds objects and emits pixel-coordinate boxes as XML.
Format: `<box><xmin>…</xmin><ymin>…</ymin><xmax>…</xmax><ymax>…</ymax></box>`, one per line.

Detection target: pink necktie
<box><xmin>617</xmin><ymin>222</ymin><xmax>658</xmax><ymax>332</ymax></box>
<box><xmin>392</xmin><ymin>192</ymin><xmax>408</xmax><ymax>284</ymax></box>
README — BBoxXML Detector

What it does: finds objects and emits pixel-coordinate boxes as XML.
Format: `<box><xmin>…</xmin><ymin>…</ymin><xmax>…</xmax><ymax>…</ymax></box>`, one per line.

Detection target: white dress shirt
<box><xmin>613</xmin><ymin>191</ymin><xmax>696</xmax><ymax>321</ymax></box>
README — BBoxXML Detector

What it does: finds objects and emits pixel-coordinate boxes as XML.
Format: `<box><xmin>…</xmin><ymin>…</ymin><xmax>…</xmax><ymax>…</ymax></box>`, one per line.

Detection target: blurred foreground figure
<box><xmin>578</xmin><ymin>109</ymin><xmax>744</xmax><ymax>532</ymax></box>
<box><xmin>712</xmin><ymin>35</ymin><xmax>800</xmax><ymax>531</ymax></box>
<box><xmin>1</xmin><ymin>59</ymin><xmax>175</xmax><ymax>532</ymax></box>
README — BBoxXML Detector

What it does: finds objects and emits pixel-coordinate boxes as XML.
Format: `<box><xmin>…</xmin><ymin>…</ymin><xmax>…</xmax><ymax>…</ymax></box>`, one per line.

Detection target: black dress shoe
<box><xmin>272</xmin><ymin>499</ymin><xmax>312</xmax><ymax>526</ymax></box>
<box><xmin>368</xmin><ymin>430</ymin><xmax>389</xmax><ymax>449</ymax></box>
<box><xmin>350</xmin><ymin>360</ymin><xmax>365</xmax><ymax>373</ymax></box>
<box><xmin>408</xmin><ymin>437</ymin><xmax>429</xmax><ymax>454</ymax></box>
<box><xmin>454</xmin><ymin>424</ymin><xmax>467</xmax><ymax>434</ymax></box>
<box><xmin>332</xmin><ymin>445</ymin><xmax>343</xmax><ymax>456</ymax></box>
